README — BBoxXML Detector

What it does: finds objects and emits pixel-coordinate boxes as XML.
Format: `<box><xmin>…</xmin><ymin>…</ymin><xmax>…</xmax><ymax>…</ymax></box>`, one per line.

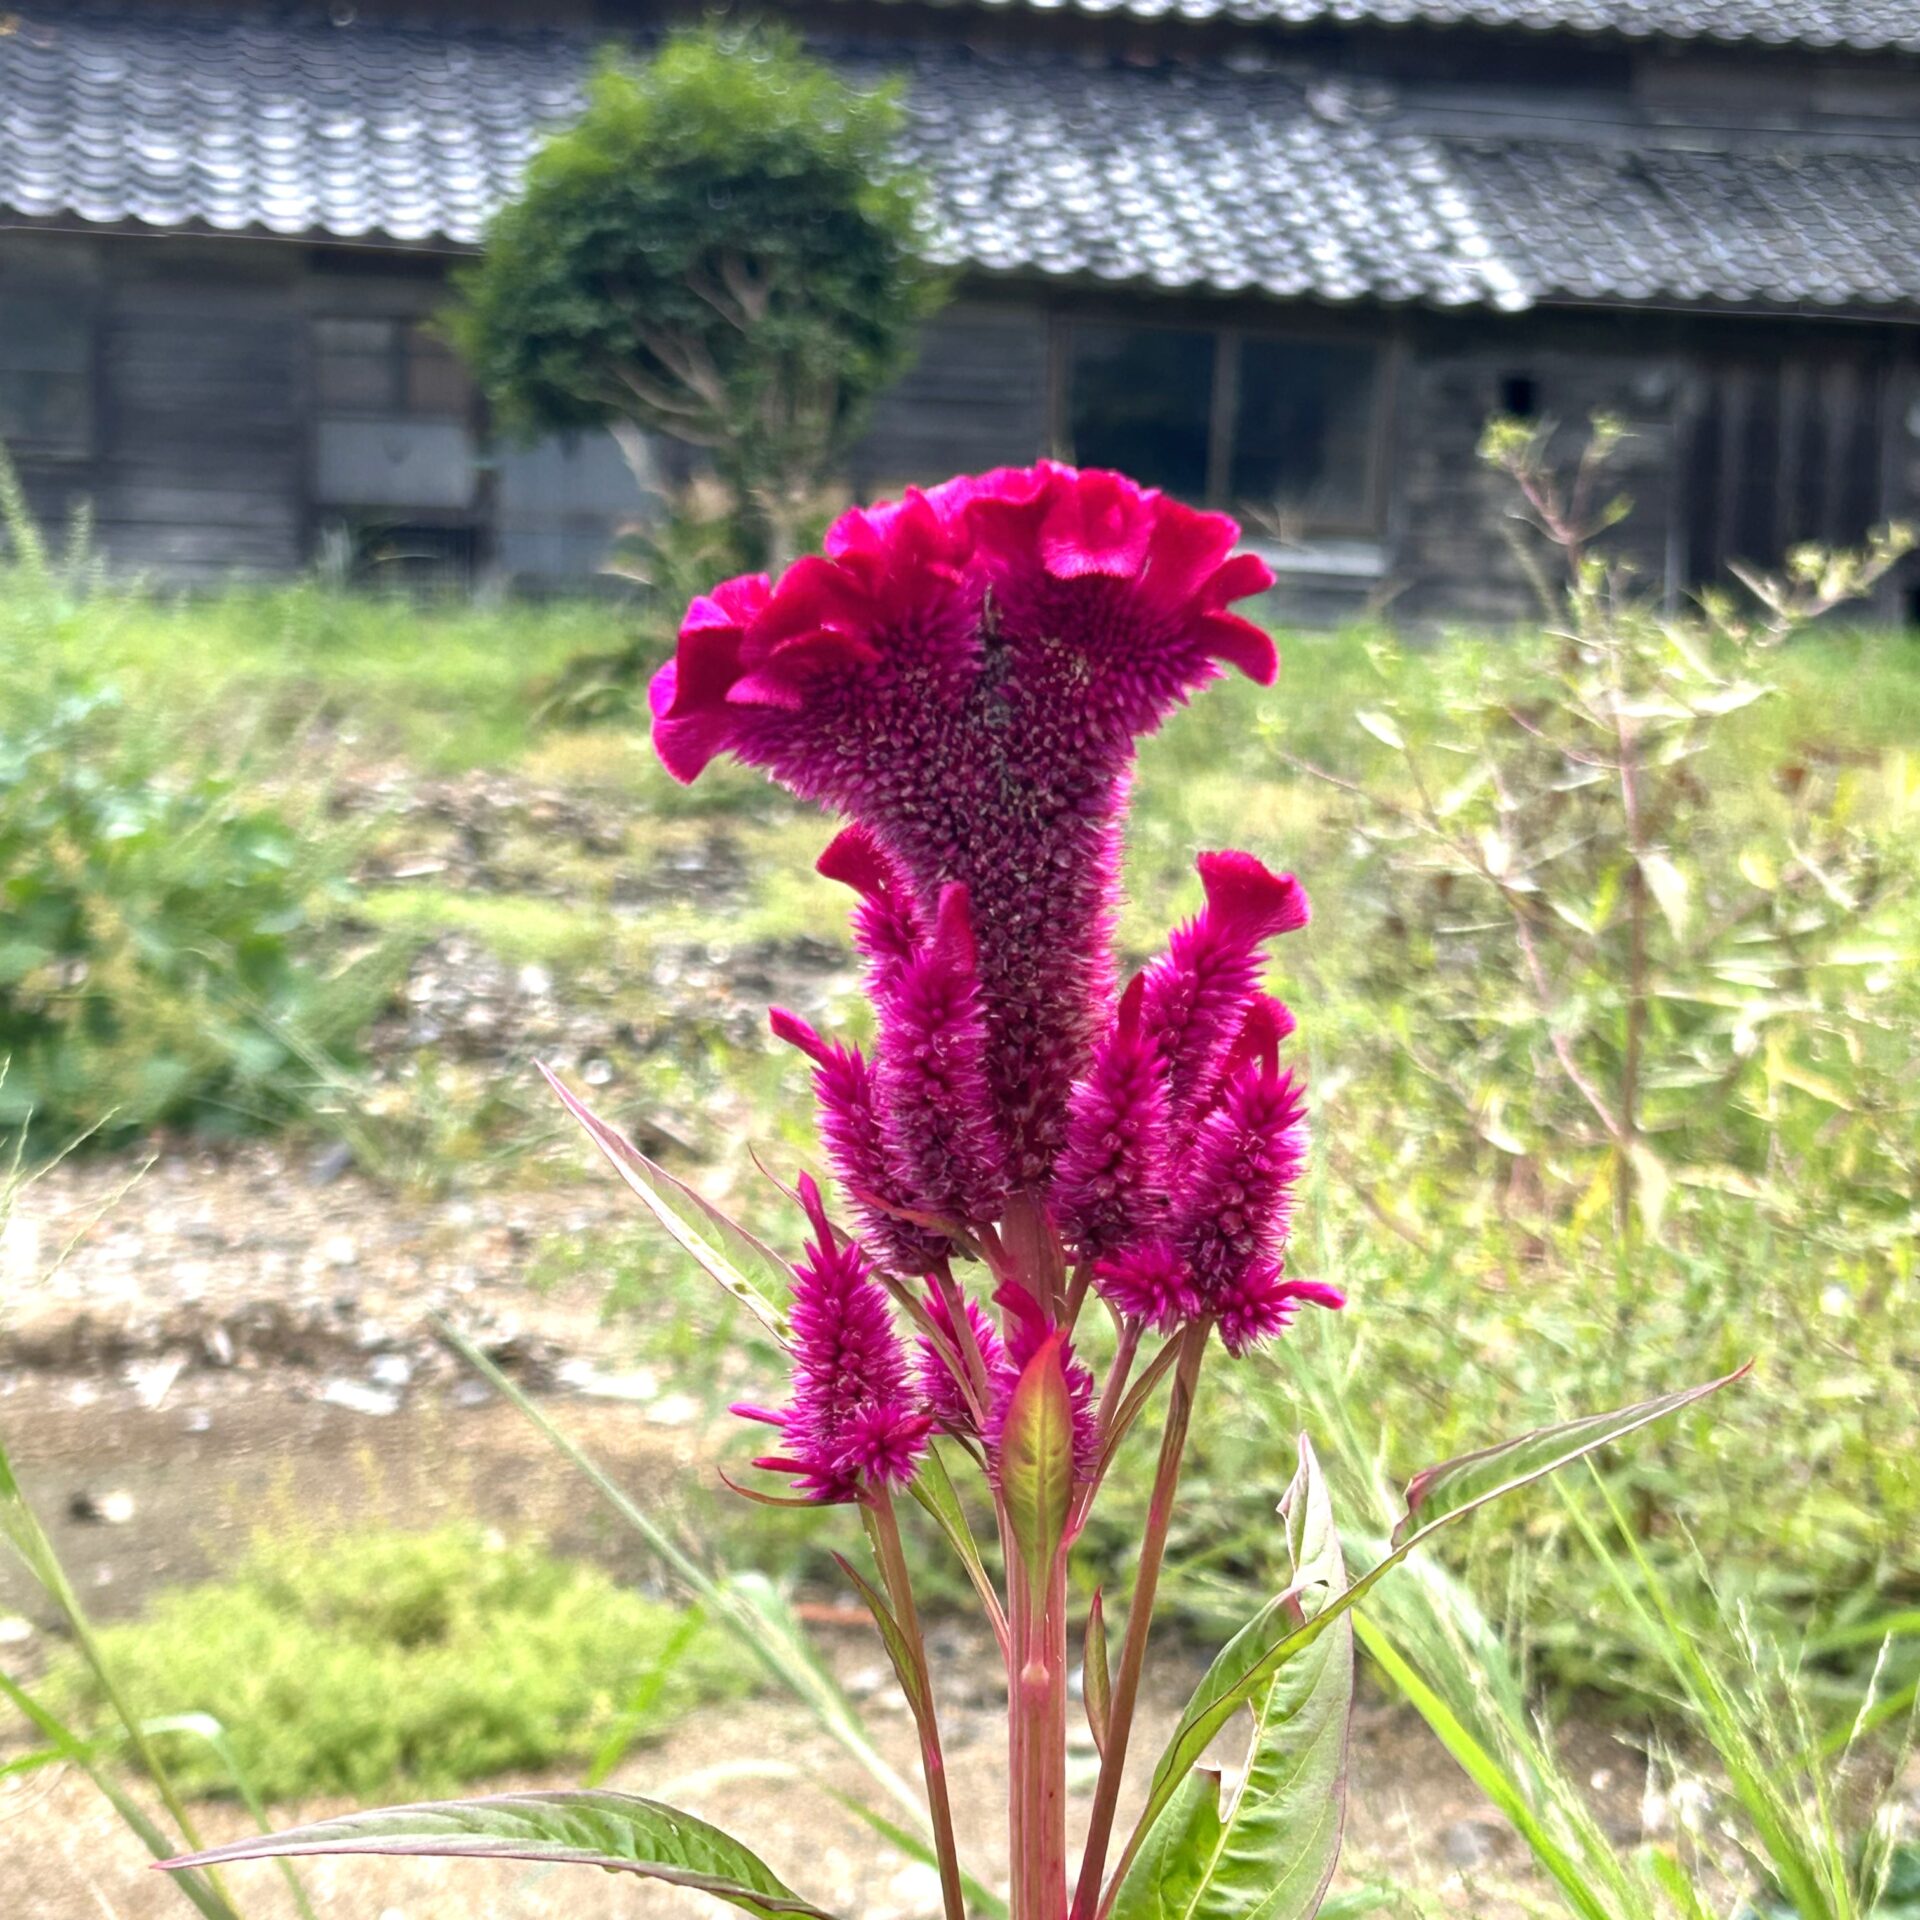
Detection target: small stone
<box><xmin>1442</xmin><ymin>1819</ymin><xmax>1495</xmax><ymax>1868</ymax></box>
<box><xmin>0</xmin><ymin>1616</ymin><xmax>35</xmax><ymax>1647</ymax></box>
<box><xmin>321</xmin><ymin>1379</ymin><xmax>401</xmax><ymax>1418</ymax></box>
<box><xmin>647</xmin><ymin>1391</ymin><xmax>701</xmax><ymax>1427</ymax></box>
<box><xmin>184</xmin><ymin>1408</ymin><xmax>213</xmax><ymax>1434</ymax></box>
<box><xmin>888</xmin><ymin>1862</ymin><xmax>944</xmax><ymax>1913</ymax></box>
<box><xmin>583</xmin><ymin>1057</ymin><xmax>615</xmax><ymax>1087</ymax></box>
<box><xmin>307</xmin><ymin>1141</ymin><xmax>355</xmax><ymax>1187</ymax></box>
<box><xmin>322</xmin><ymin>1234</ymin><xmax>359</xmax><ymax>1270</ymax></box>
<box><xmin>516</xmin><ymin>964</ymin><xmax>554</xmax><ymax>997</ymax></box>
<box><xmin>69</xmin><ymin>1489</ymin><xmax>136</xmax><ymax>1526</ymax></box>
<box><xmin>368</xmin><ymin>1354</ymin><xmax>414</xmax><ymax>1390</ymax></box>
<box><xmin>450</xmin><ymin>1379</ymin><xmax>494</xmax><ymax>1409</ymax></box>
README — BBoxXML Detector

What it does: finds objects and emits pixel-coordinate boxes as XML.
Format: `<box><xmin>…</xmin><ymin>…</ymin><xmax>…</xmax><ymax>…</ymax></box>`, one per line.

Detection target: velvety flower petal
<box><xmin>1094</xmin><ymin>1239</ymin><xmax>1196</xmax><ymax>1333</ymax></box>
<box><xmin>916</xmin><ymin>1287</ymin><xmax>1006</xmax><ymax>1440</ymax></box>
<box><xmin>817</xmin><ymin>823</ymin><xmax>926</xmax><ymax>980</ymax></box>
<box><xmin>1173</xmin><ymin>1060</ymin><xmax>1309</xmax><ymax>1317</ymax></box>
<box><xmin>1213</xmin><ymin>1264</ymin><xmax>1343</xmax><ymax>1357</ymax></box>
<box><xmin>736</xmin><ymin>1174</ymin><xmax>927</xmax><ymax>1504</ymax></box>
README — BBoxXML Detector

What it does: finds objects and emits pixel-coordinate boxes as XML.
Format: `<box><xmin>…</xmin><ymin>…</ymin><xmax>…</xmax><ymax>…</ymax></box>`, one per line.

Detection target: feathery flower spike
<box><xmin>732</xmin><ymin>1174</ymin><xmax>928</xmax><ymax>1504</ymax></box>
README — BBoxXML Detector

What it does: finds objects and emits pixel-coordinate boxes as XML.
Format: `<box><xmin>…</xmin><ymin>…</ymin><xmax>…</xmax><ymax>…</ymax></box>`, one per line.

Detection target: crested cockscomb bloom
<box><xmin>734</xmin><ymin>1175</ymin><xmax>930</xmax><ymax>1503</ymax></box>
<box><xmin>1174</xmin><ymin>1052</ymin><xmax>1309</xmax><ymax>1324</ymax></box>
<box><xmin>651</xmin><ymin>462</ymin><xmax>1278</xmax><ymax>1192</ymax></box>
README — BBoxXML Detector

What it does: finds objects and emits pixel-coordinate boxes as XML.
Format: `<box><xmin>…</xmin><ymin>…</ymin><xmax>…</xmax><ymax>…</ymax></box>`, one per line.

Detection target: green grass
<box><xmin>8</xmin><ymin>559</ymin><xmax>1919</xmax><ymax>1715</ymax></box>
<box><xmin>37</xmin><ymin>1524</ymin><xmax>749</xmax><ymax>1804</ymax></box>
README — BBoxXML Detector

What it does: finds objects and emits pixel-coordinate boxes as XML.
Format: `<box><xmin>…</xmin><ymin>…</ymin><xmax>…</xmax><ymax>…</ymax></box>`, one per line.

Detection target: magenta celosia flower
<box><xmin>1053</xmin><ymin>974</ymin><xmax>1171</xmax><ymax>1263</ymax></box>
<box><xmin>733</xmin><ymin>1174</ymin><xmax>930</xmax><ymax>1503</ymax></box>
<box><xmin>873</xmin><ymin>885</ymin><xmax>1010</xmax><ymax>1233</ymax></box>
<box><xmin>769</xmin><ymin>1008</ymin><xmax>952</xmax><ymax>1275</ymax></box>
<box><xmin>650</xmin><ymin>463</ymin><xmax>1277</xmax><ymax>1192</ymax></box>
<box><xmin>1140</xmin><ymin>850</ymin><xmax>1309</xmax><ymax>1125</ymax></box>
<box><xmin>917</xmin><ymin>1286</ymin><xmax>1006</xmax><ymax>1440</ymax></box>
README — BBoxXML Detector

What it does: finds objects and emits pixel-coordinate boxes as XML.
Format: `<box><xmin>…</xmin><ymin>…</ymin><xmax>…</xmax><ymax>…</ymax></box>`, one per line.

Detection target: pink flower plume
<box><xmin>733</xmin><ymin>1174</ymin><xmax>929</xmax><ymax>1504</ymax></box>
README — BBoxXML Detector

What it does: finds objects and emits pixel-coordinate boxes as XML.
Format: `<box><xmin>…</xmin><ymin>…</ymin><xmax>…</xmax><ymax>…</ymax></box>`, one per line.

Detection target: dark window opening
<box><xmin>0</xmin><ymin>296</ymin><xmax>94</xmax><ymax>456</ymax></box>
<box><xmin>1066</xmin><ymin>324</ymin><xmax>1214</xmax><ymax>501</ymax></box>
<box><xmin>1233</xmin><ymin>338</ymin><xmax>1380</xmax><ymax>530</ymax></box>
<box><xmin>314</xmin><ymin>317</ymin><xmax>470</xmax><ymax>420</ymax></box>
<box><xmin>1061</xmin><ymin>320</ymin><xmax>1383</xmax><ymax>533</ymax></box>
<box><xmin>1499</xmin><ymin>373</ymin><xmax>1538</xmax><ymax>420</ymax></box>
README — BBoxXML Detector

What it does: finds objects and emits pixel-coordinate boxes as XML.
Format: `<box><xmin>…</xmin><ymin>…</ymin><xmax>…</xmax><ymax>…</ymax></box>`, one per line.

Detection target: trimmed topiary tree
<box><xmin>450</xmin><ymin>24</ymin><xmax>947</xmax><ymax>567</ymax></box>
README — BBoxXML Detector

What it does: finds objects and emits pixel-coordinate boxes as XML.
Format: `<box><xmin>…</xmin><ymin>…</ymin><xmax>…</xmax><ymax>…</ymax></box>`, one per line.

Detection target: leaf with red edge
<box><xmin>159</xmin><ymin>1792</ymin><xmax>834</xmax><ymax>1920</ymax></box>
<box><xmin>1000</xmin><ymin>1332</ymin><xmax>1074</xmax><ymax>1596</ymax></box>
<box><xmin>1127</xmin><ymin>1367</ymin><xmax>1750</xmax><ymax>1870</ymax></box>
<box><xmin>540</xmin><ymin>1064</ymin><xmax>791</xmax><ymax>1342</ymax></box>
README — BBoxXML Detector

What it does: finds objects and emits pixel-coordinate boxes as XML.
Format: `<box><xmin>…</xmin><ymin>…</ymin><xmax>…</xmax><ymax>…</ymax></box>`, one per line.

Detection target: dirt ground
<box><xmin>0</xmin><ymin>1346</ymin><xmax>1650</xmax><ymax>1920</ymax></box>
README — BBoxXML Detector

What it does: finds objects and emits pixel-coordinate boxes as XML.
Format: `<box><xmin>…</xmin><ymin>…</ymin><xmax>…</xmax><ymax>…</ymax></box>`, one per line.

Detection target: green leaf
<box><xmin>908</xmin><ymin>1441</ymin><xmax>1003</xmax><ymax>1631</ymax></box>
<box><xmin>540</xmin><ymin>1064</ymin><xmax>792</xmax><ymax>1342</ymax></box>
<box><xmin>1130</xmin><ymin>1370</ymin><xmax>1748</xmax><ymax>1859</ymax></box>
<box><xmin>1638</xmin><ymin>850</ymin><xmax>1691</xmax><ymax>939</ymax></box>
<box><xmin>1118</xmin><ymin>1438</ymin><xmax>1353</xmax><ymax>1920</ymax></box>
<box><xmin>1000</xmin><ymin>1332</ymin><xmax>1074</xmax><ymax>1599</ymax></box>
<box><xmin>162</xmin><ymin>1791</ymin><xmax>836</xmax><ymax>1920</ymax></box>
<box><xmin>1111</xmin><ymin>1772</ymin><xmax>1223</xmax><ymax>1920</ymax></box>
<box><xmin>836</xmin><ymin>1543</ymin><xmax>926</xmax><ymax>1720</ymax></box>
<box><xmin>1085</xmin><ymin>1587</ymin><xmax>1113</xmax><ymax>1757</ymax></box>
<box><xmin>1391</xmin><ymin>1366</ymin><xmax>1747</xmax><ymax>1550</ymax></box>
<box><xmin>1355</xmin><ymin>709</ymin><xmax>1406</xmax><ymax>752</ymax></box>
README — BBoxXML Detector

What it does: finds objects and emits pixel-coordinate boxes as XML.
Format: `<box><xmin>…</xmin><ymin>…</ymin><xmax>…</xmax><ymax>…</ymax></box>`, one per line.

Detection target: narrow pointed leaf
<box><xmin>161</xmin><ymin>1791</ymin><xmax>836</xmax><ymax>1920</ymax></box>
<box><xmin>1131</xmin><ymin>1369</ymin><xmax>1747</xmax><ymax>1858</ymax></box>
<box><xmin>1391</xmin><ymin>1365</ymin><xmax>1749</xmax><ymax>1550</ymax></box>
<box><xmin>1001</xmin><ymin>1332</ymin><xmax>1074</xmax><ymax>1595</ymax></box>
<box><xmin>540</xmin><ymin>1064</ymin><xmax>792</xmax><ymax>1342</ymax></box>
<box><xmin>821</xmin><ymin>1788</ymin><xmax>1009</xmax><ymax>1920</ymax></box>
<box><xmin>1119</xmin><ymin>1439</ymin><xmax>1352</xmax><ymax>1920</ymax></box>
<box><xmin>837</xmin><ymin>1542</ymin><xmax>927</xmax><ymax>1720</ymax></box>
<box><xmin>1084</xmin><ymin>1588</ymin><xmax>1113</xmax><ymax>1757</ymax></box>
<box><xmin>908</xmin><ymin>1442</ymin><xmax>1006</xmax><ymax>1642</ymax></box>
<box><xmin>1110</xmin><ymin>1771</ymin><xmax>1222</xmax><ymax>1920</ymax></box>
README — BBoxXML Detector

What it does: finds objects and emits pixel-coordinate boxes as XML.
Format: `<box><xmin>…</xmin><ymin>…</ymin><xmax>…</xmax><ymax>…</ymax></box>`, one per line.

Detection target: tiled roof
<box><xmin>860</xmin><ymin>0</ymin><xmax>1920</xmax><ymax>54</ymax></box>
<box><xmin>4</xmin><ymin>9</ymin><xmax>1920</xmax><ymax>314</ymax></box>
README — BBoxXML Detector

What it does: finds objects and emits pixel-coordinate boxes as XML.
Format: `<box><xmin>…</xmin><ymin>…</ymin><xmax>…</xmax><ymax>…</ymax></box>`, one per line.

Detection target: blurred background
<box><xmin>2</xmin><ymin>2</ymin><xmax>1917</xmax><ymax>1916</ymax></box>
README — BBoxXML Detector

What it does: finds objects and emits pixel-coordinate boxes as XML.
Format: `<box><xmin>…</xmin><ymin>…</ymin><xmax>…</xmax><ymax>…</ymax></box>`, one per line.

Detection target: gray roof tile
<box><xmin>858</xmin><ymin>0</ymin><xmax>1920</xmax><ymax>53</ymax></box>
<box><xmin>3</xmin><ymin>9</ymin><xmax>1919</xmax><ymax>313</ymax></box>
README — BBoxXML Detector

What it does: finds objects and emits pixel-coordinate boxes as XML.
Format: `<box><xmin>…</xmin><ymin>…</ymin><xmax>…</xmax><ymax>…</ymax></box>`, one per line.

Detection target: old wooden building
<box><xmin>4</xmin><ymin>0</ymin><xmax>1920</xmax><ymax>620</ymax></box>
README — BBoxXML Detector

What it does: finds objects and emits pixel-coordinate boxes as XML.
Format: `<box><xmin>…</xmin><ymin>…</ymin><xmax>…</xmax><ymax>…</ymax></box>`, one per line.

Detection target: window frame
<box><xmin>1050</xmin><ymin>307</ymin><xmax>1398</xmax><ymax>539</ymax></box>
<box><xmin>0</xmin><ymin>289</ymin><xmax>100</xmax><ymax>462</ymax></box>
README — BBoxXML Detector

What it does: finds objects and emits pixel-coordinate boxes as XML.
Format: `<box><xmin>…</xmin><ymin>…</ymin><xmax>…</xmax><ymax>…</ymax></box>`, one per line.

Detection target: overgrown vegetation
<box><xmin>35</xmin><ymin>1523</ymin><xmax>744</xmax><ymax>1804</ymax></box>
<box><xmin>0</xmin><ymin>451</ymin><xmax>400</xmax><ymax>1147</ymax></box>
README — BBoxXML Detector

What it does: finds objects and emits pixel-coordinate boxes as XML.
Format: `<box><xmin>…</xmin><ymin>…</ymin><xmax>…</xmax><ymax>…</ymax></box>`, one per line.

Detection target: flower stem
<box><xmin>1011</xmin><ymin>1541</ymin><xmax>1070</xmax><ymax>1920</ymax></box>
<box><xmin>1069</xmin><ymin>1320</ymin><xmax>1208</xmax><ymax>1920</ymax></box>
<box><xmin>870</xmin><ymin>1489</ymin><xmax>968</xmax><ymax>1920</ymax></box>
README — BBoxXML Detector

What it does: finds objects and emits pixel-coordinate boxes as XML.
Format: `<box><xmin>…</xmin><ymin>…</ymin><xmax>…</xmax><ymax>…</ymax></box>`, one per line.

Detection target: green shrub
<box><xmin>39</xmin><ymin>1525</ymin><xmax>748</xmax><ymax>1803</ymax></box>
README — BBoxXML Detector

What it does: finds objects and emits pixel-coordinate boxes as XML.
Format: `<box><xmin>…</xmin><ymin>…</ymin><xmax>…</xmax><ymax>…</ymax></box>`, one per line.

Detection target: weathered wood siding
<box><xmin>852</xmin><ymin>299</ymin><xmax>1052</xmax><ymax>492</ymax></box>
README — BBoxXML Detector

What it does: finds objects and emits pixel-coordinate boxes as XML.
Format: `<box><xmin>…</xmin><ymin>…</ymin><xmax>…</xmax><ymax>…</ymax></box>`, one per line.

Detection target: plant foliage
<box><xmin>449</xmin><ymin>24</ymin><xmax>947</xmax><ymax>563</ymax></box>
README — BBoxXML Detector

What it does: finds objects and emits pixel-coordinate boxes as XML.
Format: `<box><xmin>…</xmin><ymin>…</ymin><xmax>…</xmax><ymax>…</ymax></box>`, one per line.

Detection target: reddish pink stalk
<box><xmin>1071</xmin><ymin>1321</ymin><xmax>1208</xmax><ymax>1920</ymax></box>
<box><xmin>869</xmin><ymin>1489</ymin><xmax>967</xmax><ymax>1920</ymax></box>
